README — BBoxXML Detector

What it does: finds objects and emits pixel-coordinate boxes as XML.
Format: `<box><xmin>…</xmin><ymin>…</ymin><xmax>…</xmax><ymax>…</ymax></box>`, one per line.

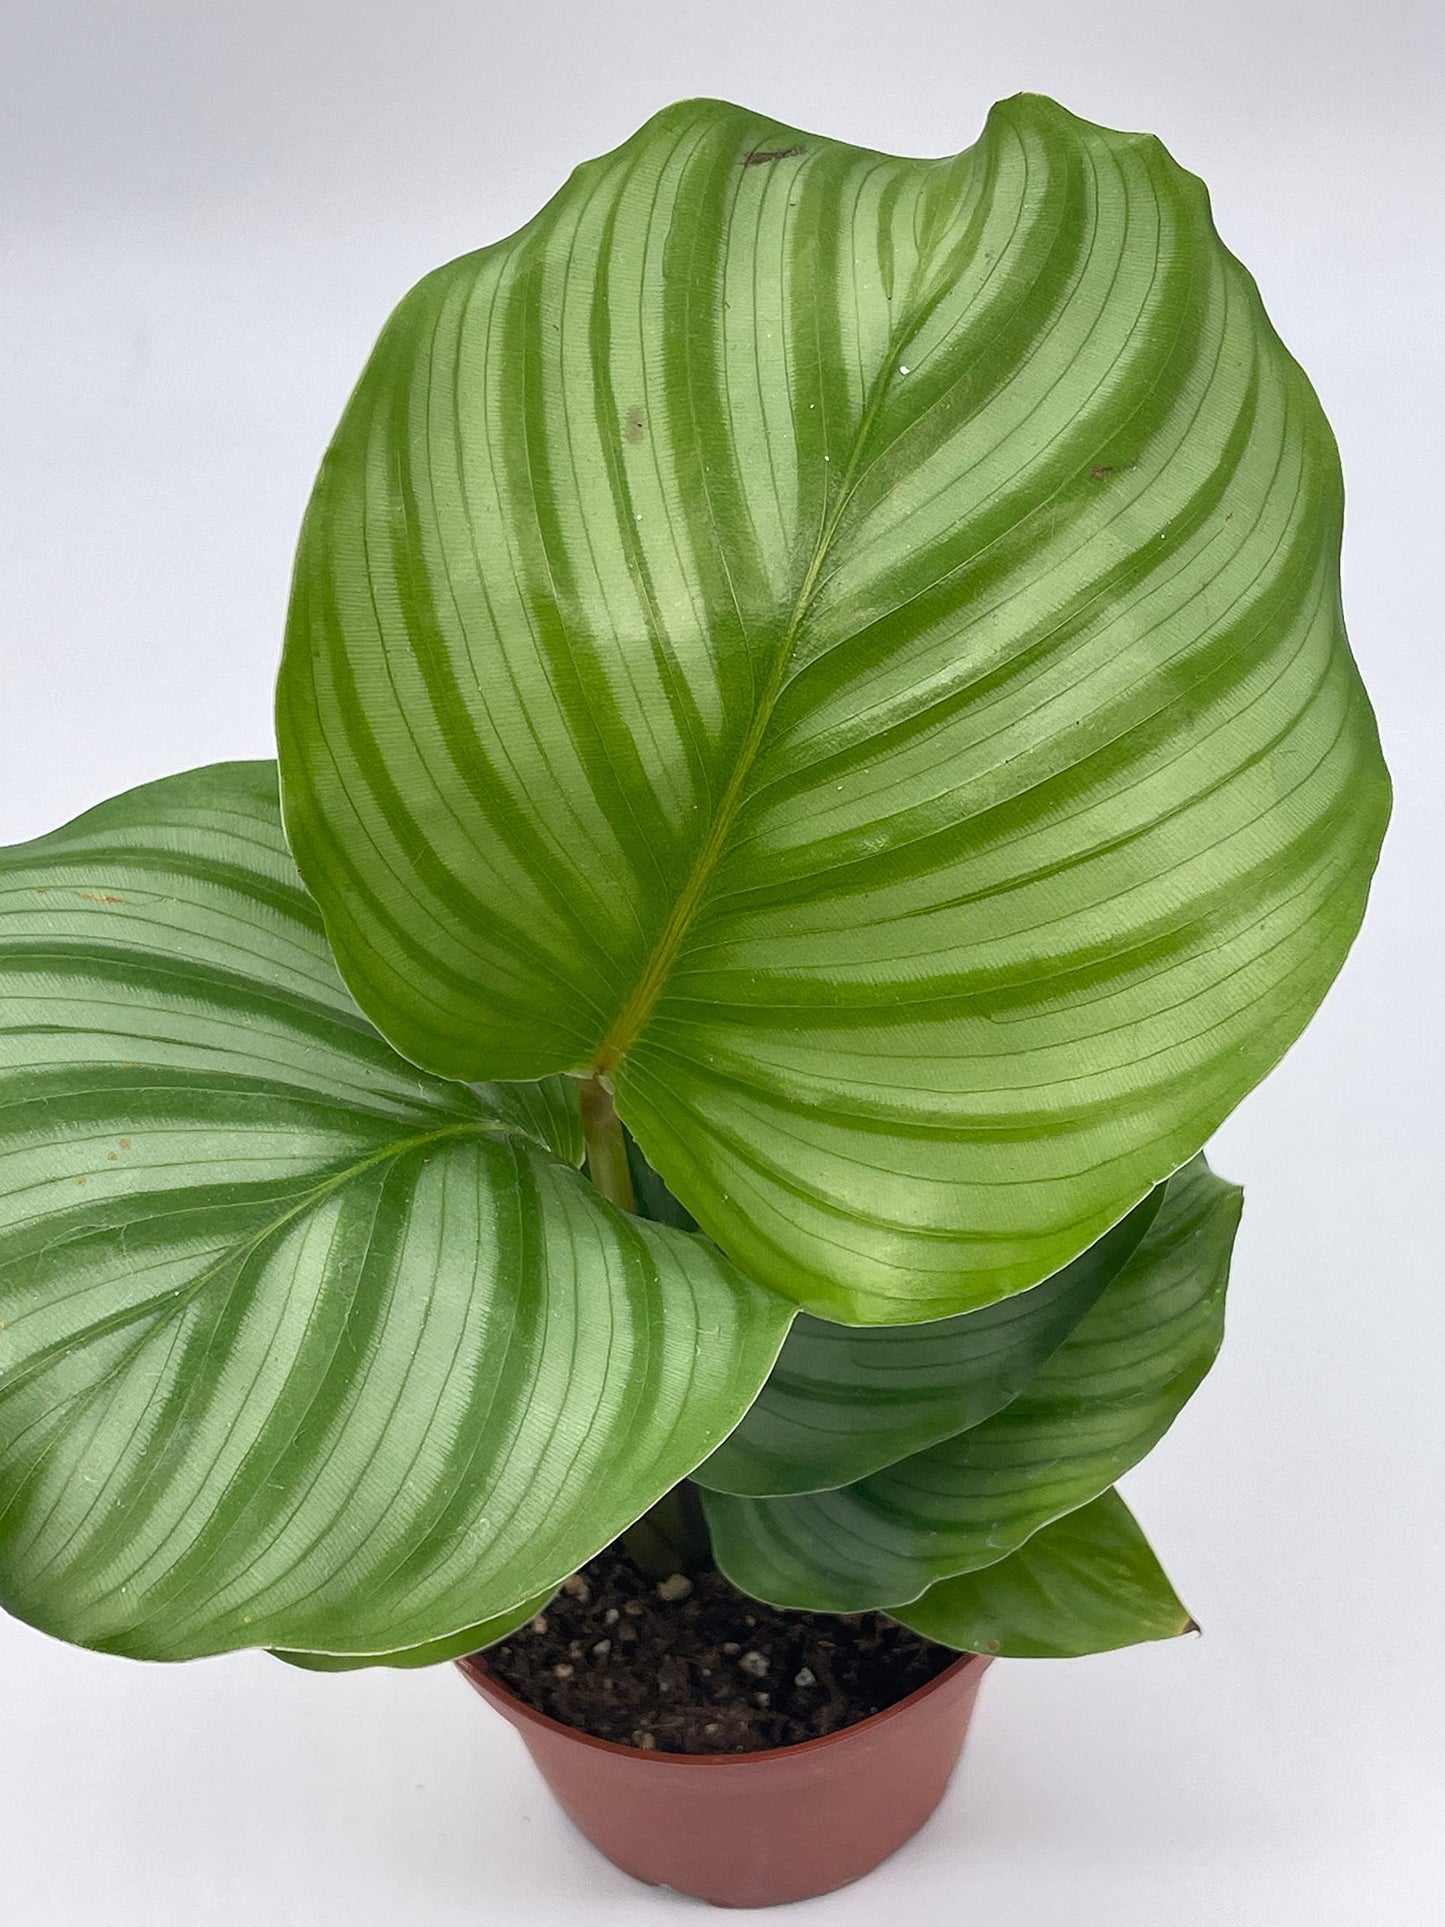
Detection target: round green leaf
<box><xmin>278</xmin><ymin>92</ymin><xmax>1387</xmax><ymax>1325</ymax></box>
<box><xmin>693</xmin><ymin>1186</ymin><xmax>1161</xmax><ymax>1495</ymax></box>
<box><xmin>891</xmin><ymin>1488</ymin><xmax>1194</xmax><ymax>1658</ymax></box>
<box><xmin>702</xmin><ymin>1157</ymin><xmax>1240</xmax><ymax>1609</ymax></box>
<box><xmin>0</xmin><ymin>764</ymin><xmax>791</xmax><ymax>1661</ymax></box>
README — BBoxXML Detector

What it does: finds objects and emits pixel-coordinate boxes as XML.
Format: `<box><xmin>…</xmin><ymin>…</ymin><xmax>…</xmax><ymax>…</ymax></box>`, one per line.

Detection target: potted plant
<box><xmin>0</xmin><ymin>92</ymin><xmax>1387</xmax><ymax>1910</ymax></box>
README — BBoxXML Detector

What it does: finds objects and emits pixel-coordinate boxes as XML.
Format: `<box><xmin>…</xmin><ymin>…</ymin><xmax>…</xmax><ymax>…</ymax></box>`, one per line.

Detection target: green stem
<box><xmin>579</xmin><ymin>1075</ymin><xmax>635</xmax><ymax>1213</ymax></box>
<box><xmin>576</xmin><ymin>1091</ymin><xmax>712</xmax><ymax>1582</ymax></box>
<box><xmin>619</xmin><ymin>1482</ymin><xmax>712</xmax><ymax>1581</ymax></box>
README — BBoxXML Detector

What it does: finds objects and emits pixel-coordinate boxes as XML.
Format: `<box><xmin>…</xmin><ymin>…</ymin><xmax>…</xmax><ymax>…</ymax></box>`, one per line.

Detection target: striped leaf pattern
<box><xmin>891</xmin><ymin>1488</ymin><xmax>1194</xmax><ymax>1658</ymax></box>
<box><xmin>0</xmin><ymin>764</ymin><xmax>791</xmax><ymax>1661</ymax></box>
<box><xmin>693</xmin><ymin>1185</ymin><xmax>1161</xmax><ymax>1495</ymax></box>
<box><xmin>702</xmin><ymin>1158</ymin><xmax>1239</xmax><ymax>1610</ymax></box>
<box><xmin>279</xmin><ymin>91</ymin><xmax>1388</xmax><ymax>1325</ymax></box>
<box><xmin>272</xmin><ymin>1587</ymin><xmax>555</xmax><ymax>1672</ymax></box>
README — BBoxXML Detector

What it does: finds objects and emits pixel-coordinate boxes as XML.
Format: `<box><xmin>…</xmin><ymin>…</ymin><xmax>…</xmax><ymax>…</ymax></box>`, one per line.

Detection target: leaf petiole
<box><xmin>579</xmin><ymin>1075</ymin><xmax>636</xmax><ymax>1213</ymax></box>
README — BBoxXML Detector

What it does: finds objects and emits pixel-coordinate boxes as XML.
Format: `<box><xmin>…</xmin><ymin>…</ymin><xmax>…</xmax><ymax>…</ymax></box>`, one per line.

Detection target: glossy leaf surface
<box><xmin>0</xmin><ymin>765</ymin><xmax>791</xmax><ymax>1661</ymax></box>
<box><xmin>271</xmin><ymin>1588</ymin><xmax>554</xmax><ymax>1672</ymax></box>
<box><xmin>279</xmin><ymin>91</ymin><xmax>1387</xmax><ymax>1323</ymax></box>
<box><xmin>703</xmin><ymin>1158</ymin><xmax>1239</xmax><ymax>1609</ymax></box>
<box><xmin>891</xmin><ymin>1488</ymin><xmax>1193</xmax><ymax>1657</ymax></box>
<box><xmin>694</xmin><ymin>1186</ymin><xmax>1161</xmax><ymax>1495</ymax></box>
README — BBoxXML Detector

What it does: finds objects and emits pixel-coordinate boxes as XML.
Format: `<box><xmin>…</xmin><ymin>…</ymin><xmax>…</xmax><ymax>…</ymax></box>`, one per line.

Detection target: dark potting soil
<box><xmin>482</xmin><ymin>1549</ymin><xmax>958</xmax><ymax>1755</ymax></box>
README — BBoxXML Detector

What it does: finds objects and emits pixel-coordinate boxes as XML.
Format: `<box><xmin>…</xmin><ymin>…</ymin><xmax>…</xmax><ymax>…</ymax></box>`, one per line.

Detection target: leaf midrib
<box><xmin>591</xmin><ymin>289</ymin><xmax>936</xmax><ymax>1077</ymax></box>
<box><xmin>0</xmin><ymin>1119</ymin><xmax>511</xmax><ymax>1404</ymax></box>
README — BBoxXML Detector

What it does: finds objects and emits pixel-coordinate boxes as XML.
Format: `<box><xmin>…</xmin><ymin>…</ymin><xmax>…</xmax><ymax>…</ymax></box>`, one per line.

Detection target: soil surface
<box><xmin>482</xmin><ymin>1549</ymin><xmax>958</xmax><ymax>1755</ymax></box>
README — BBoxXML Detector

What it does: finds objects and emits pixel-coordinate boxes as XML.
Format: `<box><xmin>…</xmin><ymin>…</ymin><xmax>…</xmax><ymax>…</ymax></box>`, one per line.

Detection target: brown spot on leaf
<box><xmin>743</xmin><ymin>144</ymin><xmax>804</xmax><ymax>167</ymax></box>
<box><xmin>623</xmin><ymin>404</ymin><xmax>647</xmax><ymax>444</ymax></box>
<box><xmin>119</xmin><ymin>1139</ymin><xmax>132</xmax><ymax>1150</ymax></box>
<box><xmin>77</xmin><ymin>892</ymin><xmax>126</xmax><ymax>904</ymax></box>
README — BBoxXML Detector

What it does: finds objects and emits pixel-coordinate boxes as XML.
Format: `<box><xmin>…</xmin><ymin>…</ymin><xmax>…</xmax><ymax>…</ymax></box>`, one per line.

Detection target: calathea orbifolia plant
<box><xmin>0</xmin><ymin>94</ymin><xmax>1387</xmax><ymax>1671</ymax></box>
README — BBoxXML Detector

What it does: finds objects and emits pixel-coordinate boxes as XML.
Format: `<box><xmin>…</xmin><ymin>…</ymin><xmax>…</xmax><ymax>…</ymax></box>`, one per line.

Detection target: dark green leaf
<box><xmin>694</xmin><ymin>1187</ymin><xmax>1161</xmax><ymax>1495</ymax></box>
<box><xmin>703</xmin><ymin>1158</ymin><xmax>1239</xmax><ymax>1608</ymax></box>
<box><xmin>624</xmin><ymin>1128</ymin><xmax>699</xmax><ymax>1232</ymax></box>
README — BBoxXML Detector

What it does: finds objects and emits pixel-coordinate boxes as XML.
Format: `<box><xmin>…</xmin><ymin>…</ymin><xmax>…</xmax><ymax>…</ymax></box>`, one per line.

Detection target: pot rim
<box><xmin>458</xmin><ymin>1645</ymin><xmax>988</xmax><ymax>1769</ymax></box>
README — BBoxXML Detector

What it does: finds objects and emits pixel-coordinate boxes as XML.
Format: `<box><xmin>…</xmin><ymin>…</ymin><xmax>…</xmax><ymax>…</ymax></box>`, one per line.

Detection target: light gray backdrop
<box><xmin>2</xmin><ymin>3</ymin><xmax>1441</xmax><ymax>1922</ymax></box>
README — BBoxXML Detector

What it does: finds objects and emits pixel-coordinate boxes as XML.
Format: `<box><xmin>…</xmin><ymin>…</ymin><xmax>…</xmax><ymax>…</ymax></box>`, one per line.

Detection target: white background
<box><xmin>2</xmin><ymin>3</ymin><xmax>1442</xmax><ymax>1921</ymax></box>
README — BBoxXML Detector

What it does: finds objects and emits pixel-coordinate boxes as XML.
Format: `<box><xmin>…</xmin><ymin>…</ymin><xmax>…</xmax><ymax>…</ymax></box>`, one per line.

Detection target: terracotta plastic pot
<box><xmin>457</xmin><ymin>1649</ymin><xmax>990</xmax><ymax>1908</ymax></box>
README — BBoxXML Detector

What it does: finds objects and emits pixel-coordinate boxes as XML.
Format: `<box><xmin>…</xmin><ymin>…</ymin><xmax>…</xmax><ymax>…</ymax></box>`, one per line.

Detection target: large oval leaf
<box><xmin>0</xmin><ymin>764</ymin><xmax>791</xmax><ymax>1661</ymax></box>
<box><xmin>702</xmin><ymin>1158</ymin><xmax>1239</xmax><ymax>1609</ymax></box>
<box><xmin>278</xmin><ymin>92</ymin><xmax>1387</xmax><ymax>1324</ymax></box>
<box><xmin>693</xmin><ymin>1185</ymin><xmax>1161</xmax><ymax>1495</ymax></box>
<box><xmin>891</xmin><ymin>1488</ymin><xmax>1194</xmax><ymax>1658</ymax></box>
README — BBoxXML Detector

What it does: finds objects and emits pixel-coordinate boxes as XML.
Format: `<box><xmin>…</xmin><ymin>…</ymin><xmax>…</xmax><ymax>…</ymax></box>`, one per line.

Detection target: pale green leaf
<box><xmin>0</xmin><ymin>764</ymin><xmax>791</xmax><ymax>1661</ymax></box>
<box><xmin>891</xmin><ymin>1488</ymin><xmax>1194</xmax><ymax>1657</ymax></box>
<box><xmin>702</xmin><ymin>1158</ymin><xmax>1239</xmax><ymax>1608</ymax></box>
<box><xmin>271</xmin><ymin>1588</ymin><xmax>554</xmax><ymax>1671</ymax></box>
<box><xmin>278</xmin><ymin>92</ymin><xmax>1387</xmax><ymax>1324</ymax></box>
